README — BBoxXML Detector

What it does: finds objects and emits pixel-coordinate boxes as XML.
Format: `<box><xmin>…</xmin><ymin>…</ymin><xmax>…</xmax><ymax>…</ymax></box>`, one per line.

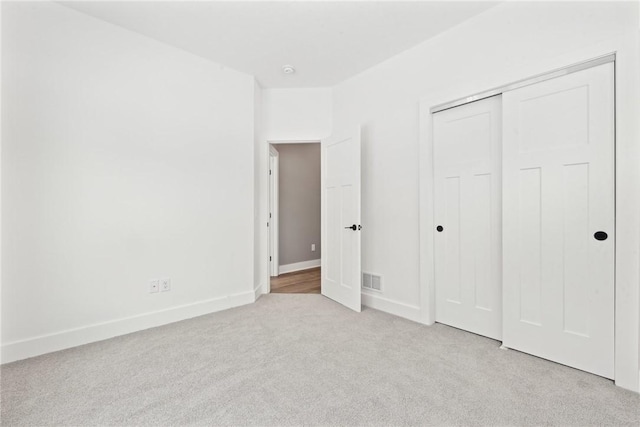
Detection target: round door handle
<box><xmin>594</xmin><ymin>231</ymin><xmax>608</xmax><ymax>241</ymax></box>
<box><xmin>436</xmin><ymin>225</ymin><xmax>444</xmax><ymax>232</ymax></box>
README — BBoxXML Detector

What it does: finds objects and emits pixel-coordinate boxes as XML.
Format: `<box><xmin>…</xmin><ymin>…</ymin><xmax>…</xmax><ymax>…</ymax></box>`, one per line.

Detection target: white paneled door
<box><xmin>502</xmin><ymin>63</ymin><xmax>615</xmax><ymax>378</ymax></box>
<box><xmin>434</xmin><ymin>96</ymin><xmax>503</xmax><ymax>340</ymax></box>
<box><xmin>321</xmin><ymin>128</ymin><xmax>362</xmax><ymax>312</ymax></box>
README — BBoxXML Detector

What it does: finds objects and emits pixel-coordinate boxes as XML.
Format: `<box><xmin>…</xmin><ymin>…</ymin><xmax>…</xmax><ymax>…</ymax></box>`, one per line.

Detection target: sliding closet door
<box><xmin>502</xmin><ymin>63</ymin><xmax>614</xmax><ymax>378</ymax></box>
<box><xmin>434</xmin><ymin>96</ymin><xmax>502</xmax><ymax>340</ymax></box>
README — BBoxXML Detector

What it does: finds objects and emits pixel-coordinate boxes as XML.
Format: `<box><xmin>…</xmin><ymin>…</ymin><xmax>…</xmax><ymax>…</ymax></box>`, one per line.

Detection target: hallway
<box><xmin>271</xmin><ymin>267</ymin><xmax>320</xmax><ymax>294</ymax></box>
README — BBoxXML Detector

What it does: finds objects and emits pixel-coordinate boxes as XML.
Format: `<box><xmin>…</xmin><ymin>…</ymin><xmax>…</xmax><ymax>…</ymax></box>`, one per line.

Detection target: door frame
<box><xmin>419</xmin><ymin>40</ymin><xmax>640</xmax><ymax>392</ymax></box>
<box><xmin>264</xmin><ymin>140</ymin><xmax>321</xmax><ymax>294</ymax></box>
<box><xmin>268</xmin><ymin>145</ymin><xmax>280</xmax><ymax>279</ymax></box>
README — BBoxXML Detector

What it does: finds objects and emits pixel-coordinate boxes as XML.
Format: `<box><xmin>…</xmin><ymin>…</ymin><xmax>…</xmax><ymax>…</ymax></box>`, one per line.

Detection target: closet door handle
<box><xmin>436</xmin><ymin>225</ymin><xmax>444</xmax><ymax>232</ymax></box>
<box><xmin>594</xmin><ymin>231</ymin><xmax>608</xmax><ymax>241</ymax></box>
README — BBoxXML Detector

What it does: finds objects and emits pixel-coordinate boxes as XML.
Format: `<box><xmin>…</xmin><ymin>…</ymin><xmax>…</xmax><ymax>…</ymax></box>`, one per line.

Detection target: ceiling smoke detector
<box><xmin>282</xmin><ymin>65</ymin><xmax>296</xmax><ymax>74</ymax></box>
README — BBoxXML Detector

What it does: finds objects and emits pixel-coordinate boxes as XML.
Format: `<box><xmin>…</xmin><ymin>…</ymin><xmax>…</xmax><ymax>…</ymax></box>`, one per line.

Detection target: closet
<box><xmin>433</xmin><ymin>60</ymin><xmax>615</xmax><ymax>379</ymax></box>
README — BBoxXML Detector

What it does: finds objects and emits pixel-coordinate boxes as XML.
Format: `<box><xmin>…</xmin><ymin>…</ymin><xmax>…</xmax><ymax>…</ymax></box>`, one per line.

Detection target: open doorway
<box><xmin>268</xmin><ymin>142</ymin><xmax>321</xmax><ymax>294</ymax></box>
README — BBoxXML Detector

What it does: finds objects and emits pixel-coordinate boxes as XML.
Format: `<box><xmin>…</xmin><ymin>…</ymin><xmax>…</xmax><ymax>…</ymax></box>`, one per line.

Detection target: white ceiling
<box><xmin>60</xmin><ymin>1</ymin><xmax>498</xmax><ymax>88</ymax></box>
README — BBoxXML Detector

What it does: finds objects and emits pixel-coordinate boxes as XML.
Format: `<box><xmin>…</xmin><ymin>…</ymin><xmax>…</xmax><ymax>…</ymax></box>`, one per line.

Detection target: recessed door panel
<box><xmin>444</xmin><ymin>176</ymin><xmax>461</xmax><ymax>304</ymax></box>
<box><xmin>472</xmin><ymin>172</ymin><xmax>493</xmax><ymax>311</ymax></box>
<box><xmin>518</xmin><ymin>167</ymin><xmax>542</xmax><ymax>326</ymax></box>
<box><xmin>562</xmin><ymin>163</ymin><xmax>590</xmax><ymax>337</ymax></box>
<box><xmin>518</xmin><ymin>85</ymin><xmax>589</xmax><ymax>152</ymax></box>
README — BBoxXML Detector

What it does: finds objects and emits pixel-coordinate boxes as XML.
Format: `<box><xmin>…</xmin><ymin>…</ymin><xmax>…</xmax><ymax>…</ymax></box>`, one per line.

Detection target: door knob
<box><xmin>436</xmin><ymin>225</ymin><xmax>444</xmax><ymax>232</ymax></box>
<box><xmin>594</xmin><ymin>231</ymin><xmax>608</xmax><ymax>241</ymax></box>
<box><xmin>344</xmin><ymin>224</ymin><xmax>361</xmax><ymax>231</ymax></box>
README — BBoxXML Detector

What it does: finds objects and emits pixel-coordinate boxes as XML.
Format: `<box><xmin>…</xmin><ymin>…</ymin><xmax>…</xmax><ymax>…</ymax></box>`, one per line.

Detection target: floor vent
<box><xmin>362</xmin><ymin>272</ymin><xmax>382</xmax><ymax>291</ymax></box>
<box><xmin>371</xmin><ymin>274</ymin><xmax>382</xmax><ymax>291</ymax></box>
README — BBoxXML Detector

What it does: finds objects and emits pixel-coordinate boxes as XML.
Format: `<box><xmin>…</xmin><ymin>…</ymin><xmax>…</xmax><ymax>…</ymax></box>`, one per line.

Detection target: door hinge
<box><xmin>267</xmin><ymin>222</ymin><xmax>269</xmax><ymax>227</ymax></box>
<box><xmin>269</xmin><ymin>213</ymin><xmax>272</xmax><ymax>218</ymax></box>
<box><xmin>270</xmin><ymin>256</ymin><xmax>272</xmax><ymax>261</ymax></box>
<box><xmin>269</xmin><ymin>169</ymin><xmax>272</xmax><ymax>175</ymax></box>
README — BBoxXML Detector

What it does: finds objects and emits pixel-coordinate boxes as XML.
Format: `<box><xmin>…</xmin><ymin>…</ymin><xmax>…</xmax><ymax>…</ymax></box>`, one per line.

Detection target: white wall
<box><xmin>1</xmin><ymin>2</ymin><xmax>257</xmax><ymax>362</ymax></box>
<box><xmin>332</xmin><ymin>1</ymin><xmax>640</xmax><ymax>391</ymax></box>
<box><xmin>262</xmin><ymin>88</ymin><xmax>332</xmax><ymax>141</ymax></box>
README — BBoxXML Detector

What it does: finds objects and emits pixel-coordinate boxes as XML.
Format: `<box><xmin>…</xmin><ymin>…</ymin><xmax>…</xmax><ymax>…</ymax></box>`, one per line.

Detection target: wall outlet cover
<box><xmin>160</xmin><ymin>278</ymin><xmax>171</xmax><ymax>292</ymax></box>
<box><xmin>149</xmin><ymin>279</ymin><xmax>159</xmax><ymax>293</ymax></box>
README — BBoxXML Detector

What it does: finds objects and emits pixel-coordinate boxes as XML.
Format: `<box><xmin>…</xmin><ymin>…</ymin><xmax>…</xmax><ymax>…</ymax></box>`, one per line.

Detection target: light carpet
<box><xmin>2</xmin><ymin>294</ymin><xmax>639</xmax><ymax>426</ymax></box>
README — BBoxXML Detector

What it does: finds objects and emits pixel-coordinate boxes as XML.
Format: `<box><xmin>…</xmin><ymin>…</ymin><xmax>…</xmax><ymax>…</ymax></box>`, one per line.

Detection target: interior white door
<box><xmin>434</xmin><ymin>96</ymin><xmax>503</xmax><ymax>340</ymax></box>
<box><xmin>502</xmin><ymin>63</ymin><xmax>615</xmax><ymax>378</ymax></box>
<box><xmin>321</xmin><ymin>127</ymin><xmax>361</xmax><ymax>312</ymax></box>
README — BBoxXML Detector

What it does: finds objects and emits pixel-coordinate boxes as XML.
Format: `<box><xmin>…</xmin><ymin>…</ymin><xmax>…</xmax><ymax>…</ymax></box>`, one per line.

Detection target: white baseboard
<box><xmin>361</xmin><ymin>292</ymin><xmax>421</xmax><ymax>323</ymax></box>
<box><xmin>253</xmin><ymin>283</ymin><xmax>263</xmax><ymax>300</ymax></box>
<box><xmin>278</xmin><ymin>259</ymin><xmax>321</xmax><ymax>274</ymax></box>
<box><xmin>1</xmin><ymin>290</ymin><xmax>255</xmax><ymax>364</ymax></box>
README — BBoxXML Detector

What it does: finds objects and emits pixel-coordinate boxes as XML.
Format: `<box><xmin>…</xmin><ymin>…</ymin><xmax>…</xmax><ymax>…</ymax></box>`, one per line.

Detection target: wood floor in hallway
<box><xmin>271</xmin><ymin>267</ymin><xmax>320</xmax><ymax>294</ymax></box>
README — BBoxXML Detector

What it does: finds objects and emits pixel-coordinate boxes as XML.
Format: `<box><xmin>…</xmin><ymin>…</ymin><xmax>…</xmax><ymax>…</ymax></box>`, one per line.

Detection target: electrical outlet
<box><xmin>149</xmin><ymin>279</ymin><xmax>159</xmax><ymax>293</ymax></box>
<box><xmin>311</xmin><ymin>244</ymin><xmax>316</xmax><ymax>252</ymax></box>
<box><xmin>160</xmin><ymin>278</ymin><xmax>171</xmax><ymax>292</ymax></box>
